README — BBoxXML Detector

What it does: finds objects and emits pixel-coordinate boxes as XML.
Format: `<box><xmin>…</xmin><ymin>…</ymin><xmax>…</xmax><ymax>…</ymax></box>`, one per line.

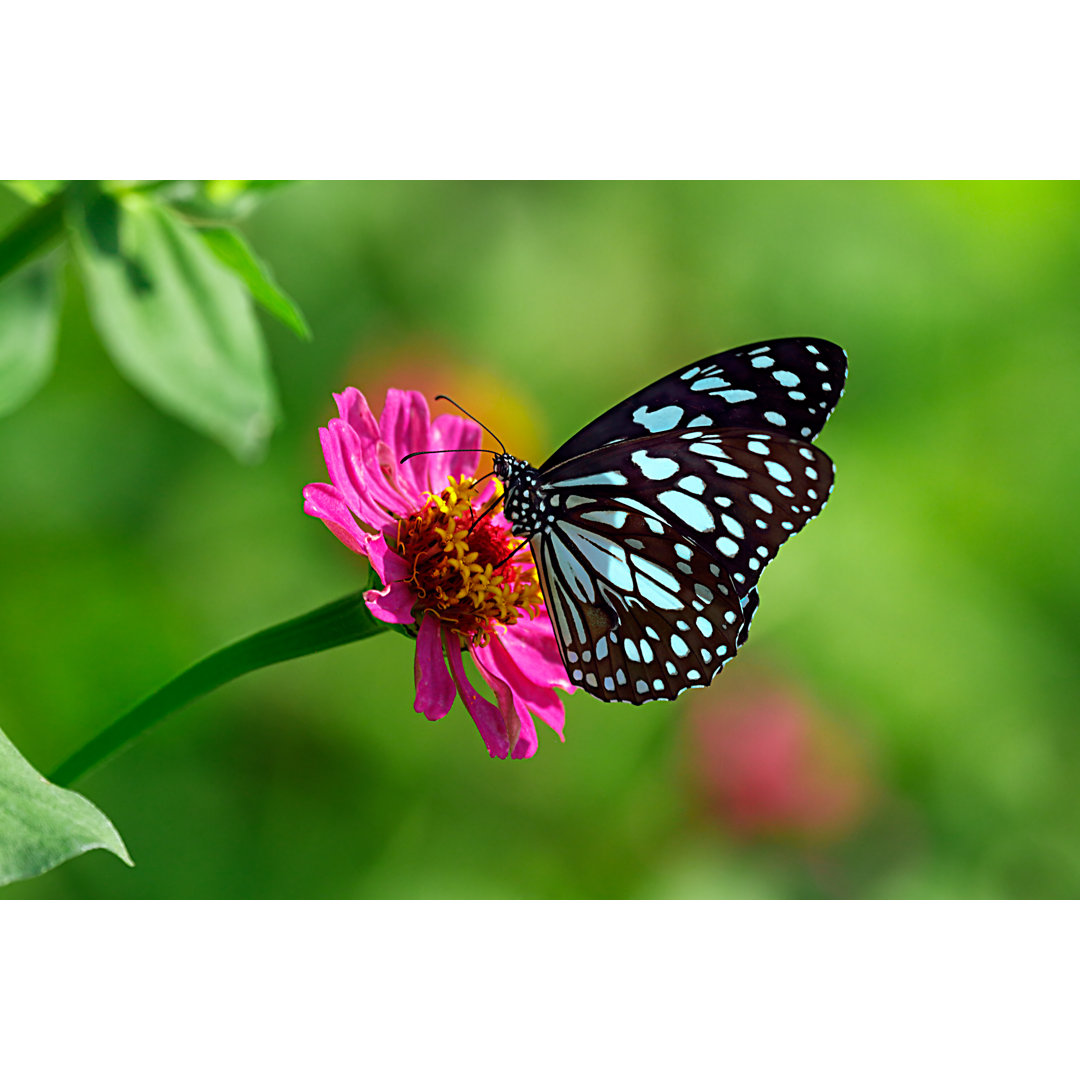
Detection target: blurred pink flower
<box><xmin>688</xmin><ymin>678</ymin><xmax>872</xmax><ymax>843</ymax></box>
<box><xmin>303</xmin><ymin>388</ymin><xmax>573</xmax><ymax>759</ymax></box>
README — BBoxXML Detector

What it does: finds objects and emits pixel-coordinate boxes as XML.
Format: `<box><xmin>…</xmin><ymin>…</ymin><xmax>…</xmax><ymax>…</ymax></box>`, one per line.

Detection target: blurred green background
<box><xmin>3</xmin><ymin>181</ymin><xmax>1078</xmax><ymax>899</ymax></box>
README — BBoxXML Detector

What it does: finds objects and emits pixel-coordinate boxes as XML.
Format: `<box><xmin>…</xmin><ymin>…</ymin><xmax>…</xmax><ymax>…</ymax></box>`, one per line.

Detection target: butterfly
<box><xmin>489</xmin><ymin>337</ymin><xmax>847</xmax><ymax>704</ymax></box>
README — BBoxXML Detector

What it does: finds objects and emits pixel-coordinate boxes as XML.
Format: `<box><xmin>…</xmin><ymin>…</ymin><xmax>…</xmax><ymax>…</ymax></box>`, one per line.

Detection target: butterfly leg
<box><xmin>492</xmin><ymin>537</ymin><xmax>530</xmax><ymax>572</ymax></box>
<box><xmin>466</xmin><ymin>489</ymin><xmax>505</xmax><ymax>536</ymax></box>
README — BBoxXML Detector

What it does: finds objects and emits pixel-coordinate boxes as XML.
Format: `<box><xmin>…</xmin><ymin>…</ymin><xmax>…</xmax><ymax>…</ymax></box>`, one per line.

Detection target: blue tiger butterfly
<box><xmin>485</xmin><ymin>337</ymin><xmax>847</xmax><ymax>704</ymax></box>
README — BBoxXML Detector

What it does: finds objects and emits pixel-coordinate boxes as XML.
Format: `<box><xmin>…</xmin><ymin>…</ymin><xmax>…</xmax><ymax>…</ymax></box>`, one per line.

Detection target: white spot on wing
<box><xmin>687</xmin><ymin>442</ymin><xmax>727</xmax><ymax>459</ymax></box>
<box><xmin>632</xmin><ymin>404</ymin><xmax>684</xmax><ymax>432</ymax></box>
<box><xmin>657</xmin><ymin>490</ymin><xmax>715</xmax><ymax>531</ymax></box>
<box><xmin>631</xmin><ymin>449</ymin><xmax>679</xmax><ymax>481</ymax></box>
<box><xmin>553</xmin><ymin>471</ymin><xmax>629</xmax><ymax>491</ymax></box>
<box><xmin>720</xmin><ymin>513</ymin><xmax>745</xmax><ymax>539</ymax></box>
<box><xmin>581</xmin><ymin>509</ymin><xmax>629</xmax><ymax>529</ymax></box>
<box><xmin>558</xmin><ymin>523</ymin><xmax>634</xmax><ymax>591</ymax></box>
<box><xmin>712</xmin><ymin>461</ymin><xmax>749</xmax><ymax>479</ymax></box>
<box><xmin>630</xmin><ymin>554</ymin><xmax>682</xmax><ymax>596</ymax></box>
<box><xmin>678</xmin><ymin>475</ymin><xmax>706</xmax><ymax>495</ymax></box>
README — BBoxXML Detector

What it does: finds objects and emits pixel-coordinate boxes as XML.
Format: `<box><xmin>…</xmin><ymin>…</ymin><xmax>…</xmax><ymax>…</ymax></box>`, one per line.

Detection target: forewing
<box><xmin>541</xmin><ymin>337</ymin><xmax>847</xmax><ymax>469</ymax></box>
<box><xmin>539</xmin><ymin>429</ymin><xmax>835</xmax><ymax>596</ymax></box>
<box><xmin>533</xmin><ymin>502</ymin><xmax>746</xmax><ymax>704</ymax></box>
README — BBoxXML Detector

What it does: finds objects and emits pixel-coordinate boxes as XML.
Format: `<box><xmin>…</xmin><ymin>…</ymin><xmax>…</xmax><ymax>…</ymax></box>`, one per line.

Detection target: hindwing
<box><xmin>532</xmin><ymin>501</ymin><xmax>747</xmax><ymax>704</ymax></box>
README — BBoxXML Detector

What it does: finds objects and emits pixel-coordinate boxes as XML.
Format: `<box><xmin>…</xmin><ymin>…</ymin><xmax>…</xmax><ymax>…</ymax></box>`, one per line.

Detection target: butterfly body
<box><xmin>494</xmin><ymin>455</ymin><xmax>549</xmax><ymax>538</ymax></box>
<box><xmin>495</xmin><ymin>337</ymin><xmax>846</xmax><ymax>705</ymax></box>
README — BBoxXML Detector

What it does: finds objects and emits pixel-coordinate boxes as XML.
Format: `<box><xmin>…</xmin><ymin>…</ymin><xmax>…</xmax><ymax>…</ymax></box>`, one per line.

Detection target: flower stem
<box><xmin>48</xmin><ymin>591</ymin><xmax>388</xmax><ymax>788</ymax></box>
<box><xmin>0</xmin><ymin>185</ymin><xmax>71</xmax><ymax>284</ymax></box>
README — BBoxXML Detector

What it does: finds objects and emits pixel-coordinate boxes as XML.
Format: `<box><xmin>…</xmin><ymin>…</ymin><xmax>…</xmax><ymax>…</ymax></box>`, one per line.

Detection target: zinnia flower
<box><xmin>302</xmin><ymin>388</ymin><xmax>574</xmax><ymax>758</ymax></box>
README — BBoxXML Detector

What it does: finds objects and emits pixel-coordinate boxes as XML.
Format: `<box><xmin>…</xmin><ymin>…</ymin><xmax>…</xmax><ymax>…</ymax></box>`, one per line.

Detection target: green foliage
<box><xmin>0</xmin><ymin>180</ymin><xmax>308</xmax><ymax>459</ymax></box>
<box><xmin>2</xmin><ymin>180</ymin><xmax>63</xmax><ymax>205</ymax></box>
<box><xmin>0</xmin><ymin>188</ymin><xmax>66</xmax><ymax>280</ymax></box>
<box><xmin>163</xmin><ymin>180</ymin><xmax>300</xmax><ymax>223</ymax></box>
<box><xmin>200</xmin><ymin>226</ymin><xmax>311</xmax><ymax>340</ymax></box>
<box><xmin>0</xmin><ymin>725</ymin><xmax>131</xmax><ymax>887</ymax></box>
<box><xmin>0</xmin><ymin>260</ymin><xmax>60</xmax><ymax>416</ymax></box>
<box><xmin>68</xmin><ymin>188</ymin><xmax>280</xmax><ymax>463</ymax></box>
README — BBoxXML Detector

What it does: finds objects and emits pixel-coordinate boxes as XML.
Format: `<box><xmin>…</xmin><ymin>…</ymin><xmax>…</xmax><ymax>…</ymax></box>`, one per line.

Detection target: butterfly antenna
<box><xmin>434</xmin><ymin>395</ymin><xmax>508</xmax><ymax>455</ymax></box>
<box><xmin>399</xmin><ymin>448</ymin><xmax>498</xmax><ymax>465</ymax></box>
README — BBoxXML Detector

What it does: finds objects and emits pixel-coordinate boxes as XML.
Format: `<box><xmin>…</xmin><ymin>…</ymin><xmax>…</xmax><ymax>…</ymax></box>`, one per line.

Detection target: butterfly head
<box><xmin>494</xmin><ymin>453</ymin><xmax>548</xmax><ymax>538</ymax></box>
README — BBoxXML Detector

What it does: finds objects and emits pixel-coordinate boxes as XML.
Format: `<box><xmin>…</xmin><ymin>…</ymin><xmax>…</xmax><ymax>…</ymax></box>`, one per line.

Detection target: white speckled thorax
<box><xmin>495</xmin><ymin>453</ymin><xmax>552</xmax><ymax>538</ymax></box>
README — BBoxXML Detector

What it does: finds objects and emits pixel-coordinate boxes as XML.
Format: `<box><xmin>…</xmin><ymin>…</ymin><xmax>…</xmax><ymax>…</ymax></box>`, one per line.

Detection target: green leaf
<box><xmin>162</xmin><ymin>180</ymin><xmax>300</xmax><ymax>224</ymax></box>
<box><xmin>200</xmin><ymin>226</ymin><xmax>311</xmax><ymax>340</ymax></box>
<box><xmin>2</xmin><ymin>181</ymin><xmax>63</xmax><ymax>205</ymax></box>
<box><xmin>0</xmin><ymin>259</ymin><xmax>61</xmax><ymax>416</ymax></box>
<box><xmin>0</xmin><ymin>724</ymin><xmax>132</xmax><ymax>888</ymax></box>
<box><xmin>68</xmin><ymin>187</ymin><xmax>280</xmax><ymax>462</ymax></box>
<box><xmin>0</xmin><ymin>187</ymin><xmax>68</xmax><ymax>285</ymax></box>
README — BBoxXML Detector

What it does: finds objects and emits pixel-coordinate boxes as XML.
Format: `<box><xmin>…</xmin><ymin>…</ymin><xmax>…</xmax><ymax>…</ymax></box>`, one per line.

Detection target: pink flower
<box><xmin>303</xmin><ymin>388</ymin><xmax>574</xmax><ymax>759</ymax></box>
<box><xmin>687</xmin><ymin>677</ymin><xmax>873</xmax><ymax>844</ymax></box>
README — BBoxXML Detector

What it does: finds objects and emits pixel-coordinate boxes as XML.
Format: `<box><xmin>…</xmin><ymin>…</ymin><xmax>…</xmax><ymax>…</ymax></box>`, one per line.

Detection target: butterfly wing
<box><xmin>541</xmin><ymin>337</ymin><xmax>847</xmax><ymax>470</ymax></box>
<box><xmin>538</xmin><ymin>428</ymin><xmax>835</xmax><ymax>599</ymax></box>
<box><xmin>532</xmin><ymin>501</ymin><xmax>746</xmax><ymax>703</ymax></box>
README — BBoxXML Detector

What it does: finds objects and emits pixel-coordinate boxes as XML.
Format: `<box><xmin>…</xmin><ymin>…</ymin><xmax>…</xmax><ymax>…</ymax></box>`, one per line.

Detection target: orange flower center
<box><xmin>393</xmin><ymin>476</ymin><xmax>543</xmax><ymax>646</ymax></box>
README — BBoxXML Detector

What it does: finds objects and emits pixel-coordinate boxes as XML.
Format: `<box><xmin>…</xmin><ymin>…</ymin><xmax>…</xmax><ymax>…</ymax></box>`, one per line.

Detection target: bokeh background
<box><xmin>3</xmin><ymin>181</ymin><xmax>1079</xmax><ymax>899</ymax></box>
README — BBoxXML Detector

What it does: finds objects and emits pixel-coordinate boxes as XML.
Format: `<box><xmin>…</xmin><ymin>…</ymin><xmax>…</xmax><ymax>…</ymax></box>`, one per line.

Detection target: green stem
<box><xmin>48</xmin><ymin>591</ymin><xmax>388</xmax><ymax>788</ymax></box>
<box><xmin>0</xmin><ymin>185</ymin><xmax>71</xmax><ymax>284</ymax></box>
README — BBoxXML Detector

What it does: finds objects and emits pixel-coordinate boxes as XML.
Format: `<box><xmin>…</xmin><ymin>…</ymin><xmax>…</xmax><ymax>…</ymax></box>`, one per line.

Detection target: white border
<box><xmin>3</xmin><ymin>903</ymin><xmax>1076</xmax><ymax>1078</ymax></box>
<box><xmin>3</xmin><ymin>3</ymin><xmax>1078</xmax><ymax>177</ymax></box>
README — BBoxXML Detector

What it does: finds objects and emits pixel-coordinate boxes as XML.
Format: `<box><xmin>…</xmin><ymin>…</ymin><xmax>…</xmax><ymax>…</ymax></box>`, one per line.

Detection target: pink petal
<box><xmin>363</xmin><ymin>543</ymin><xmax>416</xmax><ymax>625</ymax></box>
<box><xmin>374</xmin><ymin>437</ymin><xmax>424</xmax><ymax>507</ymax></box>
<box><xmin>500</xmin><ymin>610</ymin><xmax>576</xmax><ymax>694</ymax></box>
<box><xmin>443</xmin><ymin>627</ymin><xmax>512</xmax><ymax>759</ymax></box>
<box><xmin>427</xmin><ymin>413</ymin><xmax>482</xmax><ymax>492</ymax></box>
<box><xmin>472</xmin><ymin>640</ymin><xmax>542</xmax><ymax>758</ymax></box>
<box><xmin>380</xmin><ymin>389</ymin><xmax>434</xmax><ymax>497</ymax></box>
<box><xmin>511</xmin><ymin>719</ymin><xmax>540</xmax><ymax>759</ymax></box>
<box><xmin>479</xmin><ymin>633</ymin><xmax>567</xmax><ymax>746</ymax></box>
<box><xmin>302</xmin><ymin>483</ymin><xmax>370</xmax><ymax>555</ymax></box>
<box><xmin>327</xmin><ymin>419</ymin><xmax>413</xmax><ymax>523</ymax></box>
<box><xmin>365</xmin><ymin>532</ymin><xmax>409</xmax><ymax>587</ymax></box>
<box><xmin>364</xmin><ymin>580</ymin><xmax>416</xmax><ymax>625</ymax></box>
<box><xmin>414</xmin><ymin>612</ymin><xmax>456</xmax><ymax>720</ymax></box>
<box><xmin>334</xmin><ymin>388</ymin><xmax>380</xmax><ymax>445</ymax></box>
<box><xmin>318</xmin><ymin>423</ymin><xmax>366</xmax><ymax>520</ymax></box>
